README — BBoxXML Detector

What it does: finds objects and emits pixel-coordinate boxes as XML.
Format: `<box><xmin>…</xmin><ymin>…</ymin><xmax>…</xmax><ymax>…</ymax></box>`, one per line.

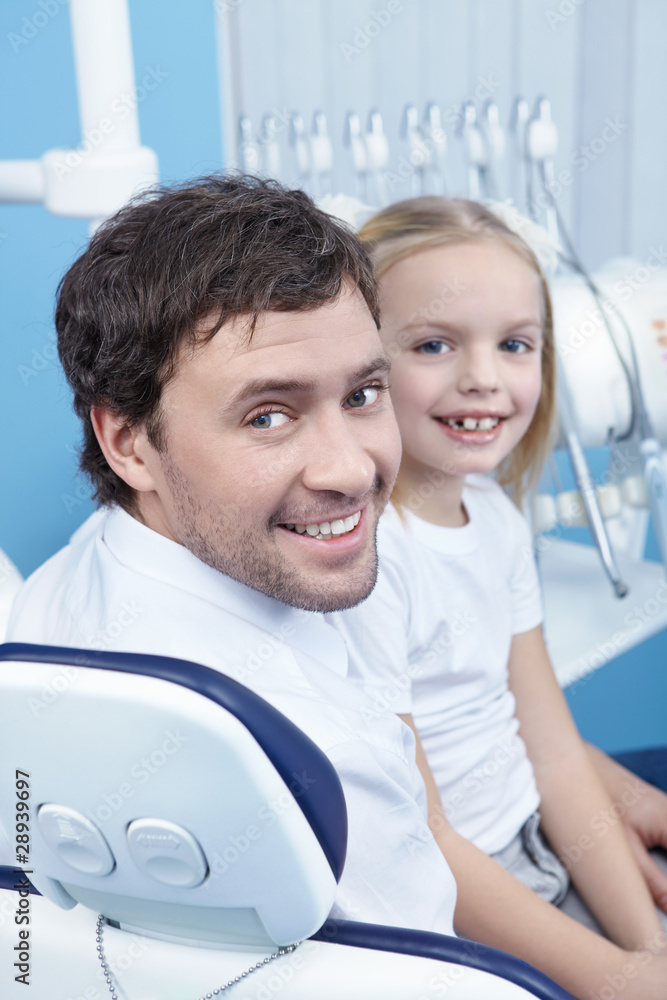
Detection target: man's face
<box><xmin>136</xmin><ymin>288</ymin><xmax>402</xmax><ymax>612</ymax></box>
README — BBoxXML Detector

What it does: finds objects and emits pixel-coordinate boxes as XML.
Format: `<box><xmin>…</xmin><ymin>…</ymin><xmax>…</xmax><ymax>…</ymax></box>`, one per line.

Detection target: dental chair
<box><xmin>0</xmin><ymin>644</ymin><xmax>573</xmax><ymax>1000</ymax></box>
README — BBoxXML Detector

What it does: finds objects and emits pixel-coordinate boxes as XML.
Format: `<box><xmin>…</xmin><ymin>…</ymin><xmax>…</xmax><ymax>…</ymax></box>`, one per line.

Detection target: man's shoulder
<box><xmin>6</xmin><ymin>511</ymin><xmax>108</xmax><ymax>645</ymax></box>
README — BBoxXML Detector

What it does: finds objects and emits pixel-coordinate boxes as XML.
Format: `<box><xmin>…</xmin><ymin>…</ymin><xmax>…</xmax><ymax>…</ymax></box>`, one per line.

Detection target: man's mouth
<box><xmin>282</xmin><ymin>510</ymin><xmax>362</xmax><ymax>541</ymax></box>
<box><xmin>437</xmin><ymin>415</ymin><xmax>502</xmax><ymax>432</ymax></box>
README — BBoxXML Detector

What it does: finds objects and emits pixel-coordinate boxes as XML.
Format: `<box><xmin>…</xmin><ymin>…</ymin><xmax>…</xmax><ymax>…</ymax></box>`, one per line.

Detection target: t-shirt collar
<box><xmin>399</xmin><ymin>486</ymin><xmax>481</xmax><ymax>556</ymax></box>
<box><xmin>101</xmin><ymin>506</ymin><xmax>348</xmax><ymax>676</ymax></box>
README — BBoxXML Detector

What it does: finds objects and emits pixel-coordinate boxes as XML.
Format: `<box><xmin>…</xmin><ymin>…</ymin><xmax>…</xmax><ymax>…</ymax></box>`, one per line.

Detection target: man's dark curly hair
<box><xmin>56</xmin><ymin>174</ymin><xmax>381</xmax><ymax>514</ymax></box>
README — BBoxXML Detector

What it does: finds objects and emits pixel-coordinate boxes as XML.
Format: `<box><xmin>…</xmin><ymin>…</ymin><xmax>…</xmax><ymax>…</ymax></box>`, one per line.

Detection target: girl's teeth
<box><xmin>446</xmin><ymin>416</ymin><xmax>500</xmax><ymax>432</ymax></box>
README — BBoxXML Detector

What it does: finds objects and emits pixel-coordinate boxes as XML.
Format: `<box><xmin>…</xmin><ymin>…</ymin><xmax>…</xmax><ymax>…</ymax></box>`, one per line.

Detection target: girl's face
<box><xmin>379</xmin><ymin>239</ymin><xmax>544</xmax><ymax>496</ymax></box>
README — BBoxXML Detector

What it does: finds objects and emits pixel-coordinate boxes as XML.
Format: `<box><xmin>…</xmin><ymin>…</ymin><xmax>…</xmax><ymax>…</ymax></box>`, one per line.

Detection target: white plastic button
<box><xmin>596</xmin><ymin>484</ymin><xmax>621</xmax><ymax>520</ymax></box>
<box><xmin>37</xmin><ymin>804</ymin><xmax>115</xmax><ymax>876</ymax></box>
<box><xmin>556</xmin><ymin>490</ymin><xmax>588</xmax><ymax>527</ymax></box>
<box><xmin>532</xmin><ymin>494</ymin><xmax>558</xmax><ymax>533</ymax></box>
<box><xmin>126</xmin><ymin>819</ymin><xmax>208</xmax><ymax>888</ymax></box>
<box><xmin>621</xmin><ymin>474</ymin><xmax>648</xmax><ymax>508</ymax></box>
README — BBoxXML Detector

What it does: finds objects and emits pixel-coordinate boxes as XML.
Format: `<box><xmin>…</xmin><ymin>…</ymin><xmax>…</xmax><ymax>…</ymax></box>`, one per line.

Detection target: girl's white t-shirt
<box><xmin>328</xmin><ymin>474</ymin><xmax>543</xmax><ymax>854</ymax></box>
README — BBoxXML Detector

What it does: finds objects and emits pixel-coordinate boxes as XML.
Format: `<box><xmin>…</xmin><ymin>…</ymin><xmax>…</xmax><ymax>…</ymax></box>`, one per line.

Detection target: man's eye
<box><xmin>346</xmin><ymin>386</ymin><xmax>380</xmax><ymax>409</ymax></box>
<box><xmin>249</xmin><ymin>411</ymin><xmax>290</xmax><ymax>429</ymax></box>
<box><xmin>417</xmin><ymin>340</ymin><xmax>450</xmax><ymax>355</ymax></box>
<box><xmin>501</xmin><ymin>339</ymin><xmax>529</xmax><ymax>354</ymax></box>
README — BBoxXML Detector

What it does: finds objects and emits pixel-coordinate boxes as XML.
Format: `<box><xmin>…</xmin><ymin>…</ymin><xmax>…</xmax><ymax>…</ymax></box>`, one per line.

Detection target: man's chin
<box><xmin>269</xmin><ymin>566</ymin><xmax>378</xmax><ymax>613</ymax></box>
<box><xmin>290</xmin><ymin>586</ymin><xmax>375</xmax><ymax>614</ymax></box>
<box><xmin>235</xmin><ymin>549</ymin><xmax>379</xmax><ymax>613</ymax></box>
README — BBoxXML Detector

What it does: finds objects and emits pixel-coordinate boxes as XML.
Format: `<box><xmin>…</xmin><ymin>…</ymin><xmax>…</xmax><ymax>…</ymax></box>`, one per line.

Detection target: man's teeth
<box><xmin>284</xmin><ymin>511</ymin><xmax>361</xmax><ymax>540</ymax></box>
<box><xmin>446</xmin><ymin>416</ymin><xmax>500</xmax><ymax>432</ymax></box>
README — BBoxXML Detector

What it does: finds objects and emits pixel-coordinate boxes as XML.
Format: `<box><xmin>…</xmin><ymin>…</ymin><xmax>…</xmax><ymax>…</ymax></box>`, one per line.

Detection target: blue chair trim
<box><xmin>311</xmin><ymin>919</ymin><xmax>575</xmax><ymax>1000</ymax></box>
<box><xmin>0</xmin><ymin>866</ymin><xmax>40</xmax><ymax>894</ymax></box>
<box><xmin>0</xmin><ymin>643</ymin><xmax>347</xmax><ymax>882</ymax></box>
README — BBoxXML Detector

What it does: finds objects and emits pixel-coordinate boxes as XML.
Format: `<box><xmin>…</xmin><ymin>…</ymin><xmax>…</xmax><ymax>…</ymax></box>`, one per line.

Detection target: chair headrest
<box><xmin>0</xmin><ymin>643</ymin><xmax>348</xmax><ymax>948</ymax></box>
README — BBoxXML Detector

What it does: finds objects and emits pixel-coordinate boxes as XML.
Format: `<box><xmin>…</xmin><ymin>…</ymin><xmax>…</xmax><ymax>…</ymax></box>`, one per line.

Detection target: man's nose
<box><xmin>456</xmin><ymin>346</ymin><xmax>501</xmax><ymax>394</ymax></box>
<box><xmin>302</xmin><ymin>413</ymin><xmax>377</xmax><ymax>497</ymax></box>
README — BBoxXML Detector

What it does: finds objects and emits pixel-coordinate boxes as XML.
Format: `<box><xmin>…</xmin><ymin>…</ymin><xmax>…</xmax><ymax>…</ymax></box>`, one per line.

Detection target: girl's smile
<box><xmin>379</xmin><ymin>239</ymin><xmax>544</xmax><ymax>524</ymax></box>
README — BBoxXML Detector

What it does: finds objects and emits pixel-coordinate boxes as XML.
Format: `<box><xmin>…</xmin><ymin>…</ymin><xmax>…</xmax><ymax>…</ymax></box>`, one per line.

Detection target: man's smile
<box><xmin>282</xmin><ymin>509</ymin><xmax>362</xmax><ymax>541</ymax></box>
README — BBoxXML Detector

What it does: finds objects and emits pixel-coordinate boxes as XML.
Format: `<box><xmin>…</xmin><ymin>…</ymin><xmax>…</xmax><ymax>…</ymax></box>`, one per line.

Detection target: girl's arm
<box><xmin>400</xmin><ymin>712</ymin><xmax>667</xmax><ymax>1000</ymax></box>
<box><xmin>585</xmin><ymin>741</ymin><xmax>667</xmax><ymax>912</ymax></box>
<box><xmin>507</xmin><ymin>625</ymin><xmax>663</xmax><ymax>949</ymax></box>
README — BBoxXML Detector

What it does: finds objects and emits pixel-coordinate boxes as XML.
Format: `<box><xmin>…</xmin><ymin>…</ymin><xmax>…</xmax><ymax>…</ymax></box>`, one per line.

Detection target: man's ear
<box><xmin>90</xmin><ymin>407</ymin><xmax>159</xmax><ymax>494</ymax></box>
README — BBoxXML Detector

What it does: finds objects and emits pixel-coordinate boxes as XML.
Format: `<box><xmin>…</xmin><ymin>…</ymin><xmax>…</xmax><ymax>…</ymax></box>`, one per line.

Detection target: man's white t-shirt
<box><xmin>328</xmin><ymin>476</ymin><xmax>543</xmax><ymax>854</ymax></box>
<box><xmin>6</xmin><ymin>506</ymin><xmax>458</xmax><ymax>934</ymax></box>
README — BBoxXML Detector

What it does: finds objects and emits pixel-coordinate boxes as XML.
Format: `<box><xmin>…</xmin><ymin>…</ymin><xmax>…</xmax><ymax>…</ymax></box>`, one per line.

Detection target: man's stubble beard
<box><xmin>161</xmin><ymin>457</ymin><xmax>386</xmax><ymax>613</ymax></box>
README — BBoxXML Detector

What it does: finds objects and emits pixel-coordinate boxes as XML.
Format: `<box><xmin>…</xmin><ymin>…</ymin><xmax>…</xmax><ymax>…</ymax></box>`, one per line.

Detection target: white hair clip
<box><xmin>484</xmin><ymin>199</ymin><xmax>562</xmax><ymax>276</ymax></box>
<box><xmin>317</xmin><ymin>193</ymin><xmax>376</xmax><ymax>232</ymax></box>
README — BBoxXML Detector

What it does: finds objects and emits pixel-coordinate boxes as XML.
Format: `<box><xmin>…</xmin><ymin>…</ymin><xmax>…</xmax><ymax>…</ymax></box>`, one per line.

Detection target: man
<box><xmin>7</xmin><ymin>175</ymin><xmax>458</xmax><ymax>933</ymax></box>
<box><xmin>8</xmin><ymin>176</ymin><xmax>667</xmax><ymax>997</ymax></box>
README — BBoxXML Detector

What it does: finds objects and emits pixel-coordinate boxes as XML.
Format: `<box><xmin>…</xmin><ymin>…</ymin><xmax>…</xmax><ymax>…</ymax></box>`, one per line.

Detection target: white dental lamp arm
<box><xmin>0</xmin><ymin>0</ymin><xmax>158</xmax><ymax>227</ymax></box>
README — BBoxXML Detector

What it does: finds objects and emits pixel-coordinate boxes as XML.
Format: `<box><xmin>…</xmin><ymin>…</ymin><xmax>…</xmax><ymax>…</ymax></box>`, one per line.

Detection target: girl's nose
<box><xmin>457</xmin><ymin>348</ymin><xmax>501</xmax><ymax>394</ymax></box>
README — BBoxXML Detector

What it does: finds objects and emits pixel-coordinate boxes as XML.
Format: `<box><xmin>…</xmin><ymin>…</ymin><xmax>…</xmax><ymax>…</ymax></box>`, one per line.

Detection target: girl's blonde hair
<box><xmin>358</xmin><ymin>196</ymin><xmax>556</xmax><ymax>507</ymax></box>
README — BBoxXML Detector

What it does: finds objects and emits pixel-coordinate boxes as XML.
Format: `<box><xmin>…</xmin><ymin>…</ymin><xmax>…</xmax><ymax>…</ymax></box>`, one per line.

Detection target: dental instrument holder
<box><xmin>238</xmin><ymin>115</ymin><xmax>260</xmax><ymax>175</ymax></box>
<box><xmin>344</xmin><ymin>112</ymin><xmax>369</xmax><ymax>202</ymax></box>
<box><xmin>423</xmin><ymin>103</ymin><xmax>448</xmax><ymax>195</ymax></box>
<box><xmin>290</xmin><ymin>113</ymin><xmax>311</xmax><ymax>188</ymax></box>
<box><xmin>526</xmin><ymin>96</ymin><xmax>629</xmax><ymax>597</ymax></box>
<box><xmin>457</xmin><ymin>101</ymin><xmax>487</xmax><ymax>200</ymax></box>
<box><xmin>525</xmin><ymin>97</ymin><xmax>559</xmax><ymax>243</ymax></box>
<box><xmin>480</xmin><ymin>100</ymin><xmax>506</xmax><ymax>201</ymax></box>
<box><xmin>509</xmin><ymin>97</ymin><xmax>530</xmax><ymax>214</ymax></box>
<box><xmin>365</xmin><ymin>110</ymin><xmax>390</xmax><ymax>207</ymax></box>
<box><xmin>259</xmin><ymin>114</ymin><xmax>281</xmax><ymax>179</ymax></box>
<box><xmin>402</xmin><ymin>104</ymin><xmax>429</xmax><ymax>198</ymax></box>
<box><xmin>309</xmin><ymin>111</ymin><xmax>333</xmax><ymax>199</ymax></box>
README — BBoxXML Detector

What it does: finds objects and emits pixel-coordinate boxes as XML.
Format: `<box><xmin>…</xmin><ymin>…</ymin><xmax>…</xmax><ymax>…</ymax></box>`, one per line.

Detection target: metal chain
<box><xmin>96</xmin><ymin>914</ymin><xmax>300</xmax><ymax>1000</ymax></box>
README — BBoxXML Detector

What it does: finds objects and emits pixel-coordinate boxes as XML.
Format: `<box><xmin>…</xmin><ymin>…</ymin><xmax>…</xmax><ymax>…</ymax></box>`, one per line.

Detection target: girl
<box><xmin>329</xmin><ymin>197</ymin><xmax>667</xmax><ymax>999</ymax></box>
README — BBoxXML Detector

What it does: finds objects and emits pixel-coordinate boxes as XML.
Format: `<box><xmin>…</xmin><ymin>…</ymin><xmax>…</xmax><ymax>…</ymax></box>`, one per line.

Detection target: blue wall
<box><xmin>0</xmin><ymin>1</ymin><xmax>664</xmax><ymax>753</ymax></box>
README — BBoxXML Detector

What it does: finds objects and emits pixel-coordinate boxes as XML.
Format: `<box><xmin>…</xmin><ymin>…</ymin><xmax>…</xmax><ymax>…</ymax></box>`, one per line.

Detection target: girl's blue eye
<box><xmin>346</xmin><ymin>386</ymin><xmax>379</xmax><ymax>408</ymax></box>
<box><xmin>249</xmin><ymin>411</ymin><xmax>290</xmax><ymax>429</ymax></box>
<box><xmin>501</xmin><ymin>339</ymin><xmax>528</xmax><ymax>354</ymax></box>
<box><xmin>418</xmin><ymin>340</ymin><xmax>450</xmax><ymax>355</ymax></box>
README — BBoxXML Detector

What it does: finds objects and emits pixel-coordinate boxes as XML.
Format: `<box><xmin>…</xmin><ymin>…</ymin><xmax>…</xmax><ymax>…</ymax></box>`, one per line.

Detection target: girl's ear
<box><xmin>90</xmin><ymin>407</ymin><xmax>159</xmax><ymax>494</ymax></box>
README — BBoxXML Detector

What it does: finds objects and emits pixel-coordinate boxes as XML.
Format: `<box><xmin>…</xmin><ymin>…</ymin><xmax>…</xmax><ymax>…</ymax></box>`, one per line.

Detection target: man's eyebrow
<box><xmin>224</xmin><ymin>356</ymin><xmax>391</xmax><ymax>412</ymax></box>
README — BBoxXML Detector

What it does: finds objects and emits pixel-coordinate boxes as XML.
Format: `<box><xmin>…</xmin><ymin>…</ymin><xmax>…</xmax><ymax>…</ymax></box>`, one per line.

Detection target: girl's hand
<box><xmin>586</xmin><ymin>743</ymin><xmax>667</xmax><ymax>913</ymax></box>
<box><xmin>625</xmin><ymin>816</ymin><xmax>667</xmax><ymax>914</ymax></box>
